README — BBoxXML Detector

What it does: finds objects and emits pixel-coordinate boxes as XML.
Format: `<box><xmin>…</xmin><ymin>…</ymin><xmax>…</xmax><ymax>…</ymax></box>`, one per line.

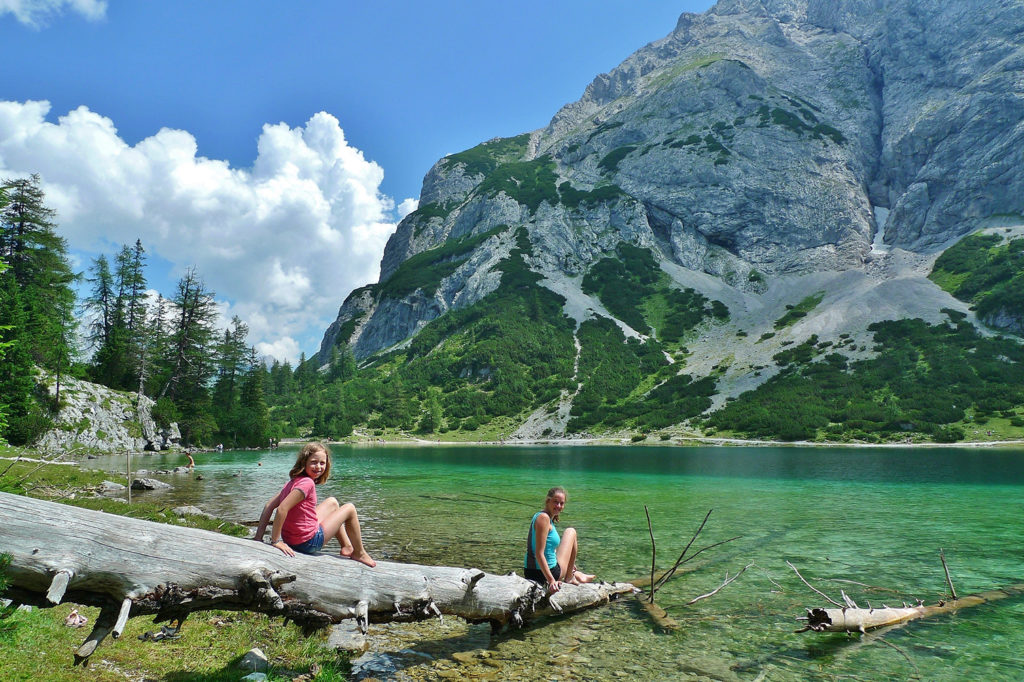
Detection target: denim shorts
<box><xmin>288</xmin><ymin>525</ymin><xmax>325</xmax><ymax>554</ymax></box>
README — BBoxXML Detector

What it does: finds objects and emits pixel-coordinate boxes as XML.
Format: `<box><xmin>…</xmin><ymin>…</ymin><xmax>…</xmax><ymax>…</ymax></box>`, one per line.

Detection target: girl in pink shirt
<box><xmin>255</xmin><ymin>442</ymin><xmax>375</xmax><ymax>567</ymax></box>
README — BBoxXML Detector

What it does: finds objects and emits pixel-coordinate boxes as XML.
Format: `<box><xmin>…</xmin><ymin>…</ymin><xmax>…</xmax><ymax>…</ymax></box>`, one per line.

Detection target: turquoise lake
<box><xmin>93</xmin><ymin>444</ymin><xmax>1024</xmax><ymax>680</ymax></box>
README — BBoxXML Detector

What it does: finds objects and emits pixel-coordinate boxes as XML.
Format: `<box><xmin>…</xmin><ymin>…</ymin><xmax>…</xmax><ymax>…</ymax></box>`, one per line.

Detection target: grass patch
<box><xmin>704</xmin><ymin>315</ymin><xmax>1024</xmax><ymax>442</ymax></box>
<box><xmin>774</xmin><ymin>291</ymin><xmax>825</xmax><ymax>329</ymax></box>
<box><xmin>0</xmin><ymin>603</ymin><xmax>350</xmax><ymax>681</ymax></box>
<box><xmin>378</xmin><ymin>225</ymin><xmax>509</xmax><ymax>299</ymax></box>
<box><xmin>441</xmin><ymin>133</ymin><xmax>531</xmax><ymax>176</ymax></box>
<box><xmin>476</xmin><ymin>156</ymin><xmax>559</xmax><ymax>213</ymax></box>
<box><xmin>557</xmin><ymin>182</ymin><xmax>628</xmax><ymax>210</ymax></box>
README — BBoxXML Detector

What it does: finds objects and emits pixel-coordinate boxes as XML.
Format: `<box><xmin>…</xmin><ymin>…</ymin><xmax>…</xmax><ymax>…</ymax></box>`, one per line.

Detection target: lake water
<box><xmin>91</xmin><ymin>444</ymin><xmax>1024</xmax><ymax>681</ymax></box>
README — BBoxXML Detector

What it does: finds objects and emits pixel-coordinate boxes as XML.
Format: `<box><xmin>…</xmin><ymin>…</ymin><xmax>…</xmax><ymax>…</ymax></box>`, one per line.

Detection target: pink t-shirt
<box><xmin>278</xmin><ymin>476</ymin><xmax>318</xmax><ymax>544</ymax></box>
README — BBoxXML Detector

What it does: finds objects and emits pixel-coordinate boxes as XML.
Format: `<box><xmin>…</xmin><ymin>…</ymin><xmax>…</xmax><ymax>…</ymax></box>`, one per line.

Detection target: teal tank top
<box><xmin>524</xmin><ymin>511</ymin><xmax>559</xmax><ymax>569</ymax></box>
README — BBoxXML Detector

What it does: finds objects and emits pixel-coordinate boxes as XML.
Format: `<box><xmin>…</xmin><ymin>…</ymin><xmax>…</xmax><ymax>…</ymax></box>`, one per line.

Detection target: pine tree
<box><xmin>84</xmin><ymin>253</ymin><xmax>130</xmax><ymax>386</ymax></box>
<box><xmin>0</xmin><ymin>273</ymin><xmax>42</xmax><ymax>444</ymax></box>
<box><xmin>112</xmin><ymin>240</ymin><xmax>149</xmax><ymax>389</ymax></box>
<box><xmin>0</xmin><ymin>175</ymin><xmax>77</xmax><ymax>373</ymax></box>
<box><xmin>144</xmin><ymin>294</ymin><xmax>168</xmax><ymax>396</ymax></box>
<box><xmin>83</xmin><ymin>254</ymin><xmax>115</xmax><ymax>351</ymax></box>
<box><xmin>212</xmin><ymin>316</ymin><xmax>250</xmax><ymax>445</ymax></box>
<box><xmin>238</xmin><ymin>348</ymin><xmax>269</xmax><ymax>447</ymax></box>
<box><xmin>157</xmin><ymin>268</ymin><xmax>218</xmax><ymax>445</ymax></box>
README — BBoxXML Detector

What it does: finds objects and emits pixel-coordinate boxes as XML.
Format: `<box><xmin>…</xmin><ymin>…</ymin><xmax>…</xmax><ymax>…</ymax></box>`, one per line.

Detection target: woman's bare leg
<box><xmin>556</xmin><ymin>527</ymin><xmax>595</xmax><ymax>584</ymax></box>
<box><xmin>316</xmin><ymin>497</ymin><xmax>353</xmax><ymax>555</ymax></box>
<box><xmin>321</xmin><ymin>502</ymin><xmax>375</xmax><ymax>567</ymax></box>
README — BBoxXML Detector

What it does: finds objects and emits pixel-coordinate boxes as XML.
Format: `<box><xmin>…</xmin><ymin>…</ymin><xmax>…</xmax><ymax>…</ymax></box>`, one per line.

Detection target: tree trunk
<box><xmin>800</xmin><ymin>584</ymin><xmax>1024</xmax><ymax>633</ymax></box>
<box><xmin>0</xmin><ymin>492</ymin><xmax>637</xmax><ymax>664</ymax></box>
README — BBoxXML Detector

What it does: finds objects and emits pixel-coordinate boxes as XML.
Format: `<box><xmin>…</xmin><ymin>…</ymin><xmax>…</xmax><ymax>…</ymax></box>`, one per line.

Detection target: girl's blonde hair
<box><xmin>289</xmin><ymin>442</ymin><xmax>331</xmax><ymax>484</ymax></box>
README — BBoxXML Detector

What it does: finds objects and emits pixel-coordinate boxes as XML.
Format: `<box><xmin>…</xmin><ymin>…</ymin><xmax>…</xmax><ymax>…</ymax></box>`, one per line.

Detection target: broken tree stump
<box><xmin>0</xmin><ymin>492</ymin><xmax>637</xmax><ymax>664</ymax></box>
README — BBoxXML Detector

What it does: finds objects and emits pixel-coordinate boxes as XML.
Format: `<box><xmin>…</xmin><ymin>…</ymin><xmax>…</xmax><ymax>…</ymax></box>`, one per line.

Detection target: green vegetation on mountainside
<box><xmin>582</xmin><ymin>242</ymin><xmax>728</xmax><ymax>340</ymax></box>
<box><xmin>378</xmin><ymin>225</ymin><xmax>509</xmax><ymax>299</ymax></box>
<box><xmin>476</xmin><ymin>156</ymin><xmax>560</xmax><ymax>212</ymax></box>
<box><xmin>442</xmin><ymin>134</ymin><xmax>532</xmax><ymax>177</ymax></box>
<box><xmin>268</xmin><ymin>230</ymin><xmax>576</xmax><ymax>438</ymax></box>
<box><xmin>705</xmin><ymin>312</ymin><xmax>1024</xmax><ymax>442</ymax></box>
<box><xmin>929</xmin><ymin>231</ymin><xmax>1024</xmax><ymax>333</ymax></box>
<box><xmin>774</xmin><ymin>291</ymin><xmax>825</xmax><ymax>329</ymax></box>
<box><xmin>567</xmin><ymin>316</ymin><xmax>717</xmax><ymax>433</ymax></box>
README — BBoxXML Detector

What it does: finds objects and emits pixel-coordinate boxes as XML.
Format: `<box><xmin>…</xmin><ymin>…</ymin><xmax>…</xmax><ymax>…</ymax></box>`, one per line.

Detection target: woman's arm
<box><xmin>253</xmin><ymin>491</ymin><xmax>282</xmax><ymax>542</ymax></box>
<box><xmin>533</xmin><ymin>513</ymin><xmax>559</xmax><ymax>593</ymax></box>
<box><xmin>269</xmin><ymin>489</ymin><xmax>306</xmax><ymax>557</ymax></box>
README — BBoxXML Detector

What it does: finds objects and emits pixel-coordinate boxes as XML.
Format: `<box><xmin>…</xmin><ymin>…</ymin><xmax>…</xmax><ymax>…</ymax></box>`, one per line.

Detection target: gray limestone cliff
<box><xmin>319</xmin><ymin>0</ymin><xmax>1024</xmax><ymax>364</ymax></box>
<box><xmin>36</xmin><ymin>374</ymin><xmax>181</xmax><ymax>454</ymax></box>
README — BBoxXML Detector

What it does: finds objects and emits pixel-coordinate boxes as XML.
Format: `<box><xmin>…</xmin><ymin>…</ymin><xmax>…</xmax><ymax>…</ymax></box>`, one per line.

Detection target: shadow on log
<box><xmin>0</xmin><ymin>492</ymin><xmax>637</xmax><ymax>665</ymax></box>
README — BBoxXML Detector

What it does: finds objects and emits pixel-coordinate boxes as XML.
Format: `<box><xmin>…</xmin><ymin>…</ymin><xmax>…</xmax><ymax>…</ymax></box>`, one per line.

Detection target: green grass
<box><xmin>774</xmin><ymin>291</ymin><xmax>825</xmax><ymax>329</ymax></box>
<box><xmin>645</xmin><ymin>53</ymin><xmax>727</xmax><ymax>89</ymax></box>
<box><xmin>441</xmin><ymin>133</ymin><xmax>531</xmax><ymax>177</ymax></box>
<box><xmin>0</xmin><ymin>603</ymin><xmax>350</xmax><ymax>681</ymax></box>
<box><xmin>556</xmin><ymin>182</ymin><xmax>628</xmax><ymax>210</ymax></box>
<box><xmin>705</xmin><ymin>314</ymin><xmax>1024</xmax><ymax>442</ymax></box>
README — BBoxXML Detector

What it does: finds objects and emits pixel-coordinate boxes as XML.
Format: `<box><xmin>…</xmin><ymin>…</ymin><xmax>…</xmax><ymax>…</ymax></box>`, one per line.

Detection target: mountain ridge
<box><xmin>304</xmin><ymin>0</ymin><xmax>1024</xmax><ymax>444</ymax></box>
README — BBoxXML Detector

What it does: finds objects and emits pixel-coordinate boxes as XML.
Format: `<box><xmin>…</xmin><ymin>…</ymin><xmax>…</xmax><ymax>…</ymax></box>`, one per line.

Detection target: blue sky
<box><xmin>0</xmin><ymin>0</ymin><xmax>714</xmax><ymax>362</ymax></box>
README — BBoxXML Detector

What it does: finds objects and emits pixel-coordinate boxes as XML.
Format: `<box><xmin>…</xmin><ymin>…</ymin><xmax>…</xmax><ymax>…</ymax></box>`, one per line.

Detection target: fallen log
<box><xmin>799</xmin><ymin>584</ymin><xmax>1024</xmax><ymax>633</ymax></box>
<box><xmin>0</xmin><ymin>492</ymin><xmax>637</xmax><ymax>664</ymax></box>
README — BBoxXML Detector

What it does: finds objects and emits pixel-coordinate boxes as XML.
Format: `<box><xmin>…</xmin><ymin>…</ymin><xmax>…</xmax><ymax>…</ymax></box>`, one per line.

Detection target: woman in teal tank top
<box><xmin>523</xmin><ymin>487</ymin><xmax>596</xmax><ymax>593</ymax></box>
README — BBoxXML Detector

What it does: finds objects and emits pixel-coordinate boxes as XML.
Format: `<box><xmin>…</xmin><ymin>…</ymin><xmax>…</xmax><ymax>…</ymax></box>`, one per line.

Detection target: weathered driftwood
<box><xmin>0</xmin><ymin>492</ymin><xmax>637</xmax><ymax>664</ymax></box>
<box><xmin>799</xmin><ymin>584</ymin><xmax>1024</xmax><ymax>633</ymax></box>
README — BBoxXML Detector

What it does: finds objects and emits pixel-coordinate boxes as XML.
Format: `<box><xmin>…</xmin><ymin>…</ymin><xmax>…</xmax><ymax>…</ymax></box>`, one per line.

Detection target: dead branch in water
<box><xmin>686</xmin><ymin>564</ymin><xmax>753</xmax><ymax>606</ymax></box>
<box><xmin>631</xmin><ymin>508</ymin><xmax>746</xmax><ymax>629</ymax></box>
<box><xmin>644</xmin><ymin>505</ymin><xmax>656</xmax><ymax>603</ymax></box>
<box><xmin>790</xmin><ymin>554</ymin><xmax>1024</xmax><ymax>634</ymax></box>
<box><xmin>939</xmin><ymin>548</ymin><xmax>957</xmax><ymax>600</ymax></box>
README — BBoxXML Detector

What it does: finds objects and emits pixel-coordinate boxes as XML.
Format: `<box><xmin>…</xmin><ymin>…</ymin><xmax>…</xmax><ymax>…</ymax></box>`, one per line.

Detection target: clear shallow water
<box><xmin>91</xmin><ymin>445</ymin><xmax>1024</xmax><ymax>680</ymax></box>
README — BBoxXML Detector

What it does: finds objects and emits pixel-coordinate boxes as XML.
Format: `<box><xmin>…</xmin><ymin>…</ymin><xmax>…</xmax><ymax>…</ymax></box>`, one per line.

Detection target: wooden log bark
<box><xmin>0</xmin><ymin>492</ymin><xmax>637</xmax><ymax>663</ymax></box>
<box><xmin>799</xmin><ymin>583</ymin><xmax>1024</xmax><ymax>633</ymax></box>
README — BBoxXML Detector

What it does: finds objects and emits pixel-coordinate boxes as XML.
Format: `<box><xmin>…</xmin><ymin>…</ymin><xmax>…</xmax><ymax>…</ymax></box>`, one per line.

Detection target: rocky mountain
<box><xmin>311</xmin><ymin>0</ymin><xmax>1024</xmax><ymax>442</ymax></box>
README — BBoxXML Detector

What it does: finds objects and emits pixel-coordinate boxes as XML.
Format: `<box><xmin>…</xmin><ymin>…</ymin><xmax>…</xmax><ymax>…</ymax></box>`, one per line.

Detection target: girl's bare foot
<box><xmin>350</xmin><ymin>551</ymin><xmax>376</xmax><ymax>568</ymax></box>
<box><xmin>340</xmin><ymin>545</ymin><xmax>354</xmax><ymax>557</ymax></box>
<box><xmin>573</xmin><ymin>569</ymin><xmax>595</xmax><ymax>583</ymax></box>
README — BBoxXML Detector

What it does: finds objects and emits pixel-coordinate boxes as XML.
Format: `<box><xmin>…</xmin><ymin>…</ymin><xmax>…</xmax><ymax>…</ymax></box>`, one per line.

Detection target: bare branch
<box><xmin>786</xmin><ymin>561</ymin><xmax>843</xmax><ymax>607</ymax></box>
<box><xmin>939</xmin><ymin>548</ymin><xmax>957</xmax><ymax>600</ymax></box>
<box><xmin>644</xmin><ymin>505</ymin><xmax>656</xmax><ymax>604</ymax></box>
<box><xmin>686</xmin><ymin>564</ymin><xmax>752</xmax><ymax>605</ymax></box>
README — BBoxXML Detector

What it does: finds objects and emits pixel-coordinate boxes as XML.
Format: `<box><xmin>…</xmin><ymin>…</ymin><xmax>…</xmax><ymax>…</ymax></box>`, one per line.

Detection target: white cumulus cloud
<box><xmin>0</xmin><ymin>100</ymin><xmax>407</xmax><ymax>363</ymax></box>
<box><xmin>397</xmin><ymin>197</ymin><xmax>419</xmax><ymax>220</ymax></box>
<box><xmin>0</xmin><ymin>0</ymin><xmax>105</xmax><ymax>27</ymax></box>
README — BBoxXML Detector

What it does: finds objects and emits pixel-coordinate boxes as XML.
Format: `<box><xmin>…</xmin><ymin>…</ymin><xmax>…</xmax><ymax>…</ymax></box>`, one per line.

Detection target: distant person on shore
<box><xmin>185</xmin><ymin>452</ymin><xmax>195</xmax><ymax>469</ymax></box>
<box><xmin>254</xmin><ymin>442</ymin><xmax>375</xmax><ymax>567</ymax></box>
<box><xmin>524</xmin><ymin>486</ymin><xmax>595</xmax><ymax>593</ymax></box>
